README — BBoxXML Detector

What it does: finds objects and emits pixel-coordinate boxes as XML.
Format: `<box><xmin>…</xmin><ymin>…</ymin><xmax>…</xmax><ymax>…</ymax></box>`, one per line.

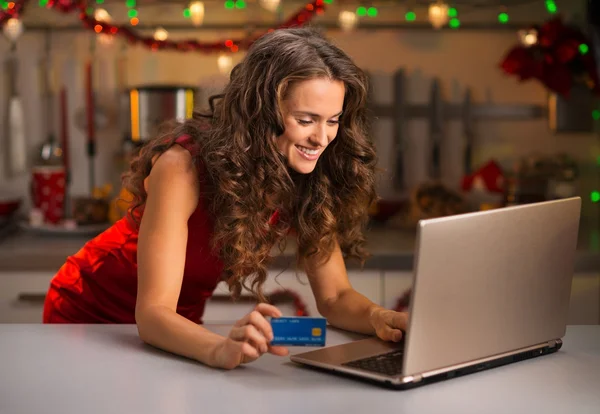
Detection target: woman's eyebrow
<box><xmin>292</xmin><ymin>110</ymin><xmax>343</xmax><ymax>118</ymax></box>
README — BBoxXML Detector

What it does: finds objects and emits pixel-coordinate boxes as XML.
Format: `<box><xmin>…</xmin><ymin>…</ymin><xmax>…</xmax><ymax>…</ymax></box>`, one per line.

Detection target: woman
<box><xmin>43</xmin><ymin>27</ymin><xmax>408</xmax><ymax>369</ymax></box>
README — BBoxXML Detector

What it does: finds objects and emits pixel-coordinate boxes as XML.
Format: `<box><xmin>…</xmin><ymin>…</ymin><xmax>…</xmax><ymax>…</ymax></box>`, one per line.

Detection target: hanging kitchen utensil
<box><xmin>463</xmin><ymin>88</ymin><xmax>475</xmax><ymax>176</ymax></box>
<box><xmin>116</xmin><ymin>41</ymin><xmax>129</xmax><ymax>141</ymax></box>
<box><xmin>3</xmin><ymin>41</ymin><xmax>26</xmax><ymax>177</ymax></box>
<box><xmin>393</xmin><ymin>69</ymin><xmax>406</xmax><ymax>191</ymax></box>
<box><xmin>61</xmin><ymin>56</ymin><xmax>78</xmax><ymax>219</ymax></box>
<box><xmin>428</xmin><ymin>78</ymin><xmax>443</xmax><ymax>181</ymax></box>
<box><xmin>59</xmin><ymin>87</ymin><xmax>71</xmax><ymax>218</ymax></box>
<box><xmin>85</xmin><ymin>56</ymin><xmax>96</xmax><ymax>193</ymax></box>
<box><xmin>36</xmin><ymin>33</ymin><xmax>62</xmax><ymax>167</ymax></box>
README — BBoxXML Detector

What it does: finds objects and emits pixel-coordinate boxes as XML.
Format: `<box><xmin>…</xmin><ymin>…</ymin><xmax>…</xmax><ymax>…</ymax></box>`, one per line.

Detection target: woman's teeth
<box><xmin>297</xmin><ymin>146</ymin><xmax>319</xmax><ymax>155</ymax></box>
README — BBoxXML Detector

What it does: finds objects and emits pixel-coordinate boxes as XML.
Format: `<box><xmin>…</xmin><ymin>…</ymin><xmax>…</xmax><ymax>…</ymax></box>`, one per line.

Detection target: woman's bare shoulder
<box><xmin>143</xmin><ymin>144</ymin><xmax>200</xmax><ymax>207</ymax></box>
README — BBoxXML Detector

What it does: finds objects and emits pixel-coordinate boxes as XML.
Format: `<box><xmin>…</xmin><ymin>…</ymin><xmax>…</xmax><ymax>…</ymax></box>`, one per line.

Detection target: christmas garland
<box><xmin>0</xmin><ymin>0</ymin><xmax>26</xmax><ymax>26</ymax></box>
<box><xmin>267</xmin><ymin>288</ymin><xmax>309</xmax><ymax>316</ymax></box>
<box><xmin>500</xmin><ymin>17</ymin><xmax>600</xmax><ymax>97</ymax></box>
<box><xmin>0</xmin><ymin>0</ymin><xmax>326</xmax><ymax>53</ymax></box>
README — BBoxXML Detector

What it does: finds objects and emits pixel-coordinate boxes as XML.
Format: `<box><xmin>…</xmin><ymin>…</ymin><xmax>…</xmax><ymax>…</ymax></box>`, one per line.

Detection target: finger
<box><xmin>389</xmin><ymin>312</ymin><xmax>409</xmax><ymax>331</ymax></box>
<box><xmin>230</xmin><ymin>325</ymin><xmax>269</xmax><ymax>353</ymax></box>
<box><xmin>247</xmin><ymin>310</ymin><xmax>274</xmax><ymax>342</ymax></box>
<box><xmin>255</xmin><ymin>303</ymin><xmax>283</xmax><ymax>318</ymax></box>
<box><xmin>233</xmin><ymin>304</ymin><xmax>282</xmax><ymax>329</ymax></box>
<box><xmin>241</xmin><ymin>342</ymin><xmax>260</xmax><ymax>361</ymax></box>
<box><xmin>268</xmin><ymin>345</ymin><xmax>289</xmax><ymax>356</ymax></box>
<box><xmin>377</xmin><ymin>326</ymin><xmax>403</xmax><ymax>342</ymax></box>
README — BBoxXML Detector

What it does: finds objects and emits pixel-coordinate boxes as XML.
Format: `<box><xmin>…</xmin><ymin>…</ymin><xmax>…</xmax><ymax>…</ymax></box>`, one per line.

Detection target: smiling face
<box><xmin>276</xmin><ymin>77</ymin><xmax>345</xmax><ymax>174</ymax></box>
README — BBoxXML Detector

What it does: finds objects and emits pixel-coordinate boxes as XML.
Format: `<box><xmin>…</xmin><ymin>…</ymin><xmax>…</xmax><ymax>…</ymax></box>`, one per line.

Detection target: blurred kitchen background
<box><xmin>1</xmin><ymin>0</ymin><xmax>600</xmax><ymax>325</ymax></box>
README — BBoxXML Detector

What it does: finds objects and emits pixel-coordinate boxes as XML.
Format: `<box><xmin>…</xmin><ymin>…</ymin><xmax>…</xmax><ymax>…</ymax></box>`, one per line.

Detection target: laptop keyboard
<box><xmin>342</xmin><ymin>349</ymin><xmax>405</xmax><ymax>376</ymax></box>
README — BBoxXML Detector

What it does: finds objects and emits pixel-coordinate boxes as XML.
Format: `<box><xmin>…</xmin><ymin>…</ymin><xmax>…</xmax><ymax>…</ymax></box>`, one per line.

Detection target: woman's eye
<box><xmin>328</xmin><ymin>120</ymin><xmax>340</xmax><ymax>125</ymax></box>
<box><xmin>297</xmin><ymin>119</ymin><xmax>312</xmax><ymax>126</ymax></box>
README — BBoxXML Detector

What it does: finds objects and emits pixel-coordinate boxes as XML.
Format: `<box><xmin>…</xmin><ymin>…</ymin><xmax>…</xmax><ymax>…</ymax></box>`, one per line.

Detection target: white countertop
<box><xmin>1</xmin><ymin>324</ymin><xmax>599</xmax><ymax>414</ymax></box>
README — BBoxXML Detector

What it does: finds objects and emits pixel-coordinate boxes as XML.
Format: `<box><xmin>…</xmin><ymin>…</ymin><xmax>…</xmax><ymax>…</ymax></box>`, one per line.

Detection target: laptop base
<box><xmin>292</xmin><ymin>340</ymin><xmax>562</xmax><ymax>390</ymax></box>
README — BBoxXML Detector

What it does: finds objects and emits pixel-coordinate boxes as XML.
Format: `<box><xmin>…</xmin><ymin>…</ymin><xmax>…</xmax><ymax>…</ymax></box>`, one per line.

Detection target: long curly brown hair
<box><xmin>123</xmin><ymin>27</ymin><xmax>378</xmax><ymax>302</ymax></box>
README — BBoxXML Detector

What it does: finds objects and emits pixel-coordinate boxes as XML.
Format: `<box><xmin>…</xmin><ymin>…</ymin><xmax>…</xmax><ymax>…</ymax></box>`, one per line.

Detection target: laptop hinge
<box><xmin>547</xmin><ymin>339</ymin><xmax>562</xmax><ymax>348</ymax></box>
<box><xmin>401</xmin><ymin>374</ymin><xmax>423</xmax><ymax>384</ymax></box>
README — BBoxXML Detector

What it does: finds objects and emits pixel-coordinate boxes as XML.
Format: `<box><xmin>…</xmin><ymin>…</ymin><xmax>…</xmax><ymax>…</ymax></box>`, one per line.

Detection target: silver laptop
<box><xmin>290</xmin><ymin>197</ymin><xmax>581</xmax><ymax>389</ymax></box>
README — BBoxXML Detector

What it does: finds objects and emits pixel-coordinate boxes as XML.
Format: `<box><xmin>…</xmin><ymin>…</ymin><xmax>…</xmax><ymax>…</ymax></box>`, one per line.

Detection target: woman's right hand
<box><xmin>210</xmin><ymin>303</ymin><xmax>289</xmax><ymax>370</ymax></box>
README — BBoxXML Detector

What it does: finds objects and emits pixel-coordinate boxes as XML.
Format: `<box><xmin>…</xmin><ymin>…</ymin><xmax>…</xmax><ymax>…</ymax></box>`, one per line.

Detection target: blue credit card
<box><xmin>270</xmin><ymin>316</ymin><xmax>327</xmax><ymax>347</ymax></box>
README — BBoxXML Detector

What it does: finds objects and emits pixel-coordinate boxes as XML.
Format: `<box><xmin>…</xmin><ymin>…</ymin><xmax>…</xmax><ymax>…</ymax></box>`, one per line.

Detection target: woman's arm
<box><xmin>134</xmin><ymin>145</ymin><xmax>286</xmax><ymax>369</ymax></box>
<box><xmin>135</xmin><ymin>145</ymin><xmax>224</xmax><ymax>363</ymax></box>
<box><xmin>305</xmin><ymin>240</ymin><xmax>408</xmax><ymax>341</ymax></box>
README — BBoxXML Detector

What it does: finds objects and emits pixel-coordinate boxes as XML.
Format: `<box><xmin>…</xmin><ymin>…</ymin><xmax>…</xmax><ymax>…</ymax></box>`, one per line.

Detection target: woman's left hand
<box><xmin>369</xmin><ymin>307</ymin><xmax>408</xmax><ymax>342</ymax></box>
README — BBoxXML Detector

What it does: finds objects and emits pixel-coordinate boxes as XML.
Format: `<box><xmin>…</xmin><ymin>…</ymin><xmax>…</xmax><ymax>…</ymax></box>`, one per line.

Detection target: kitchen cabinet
<box><xmin>568</xmin><ymin>272</ymin><xmax>600</xmax><ymax>325</ymax></box>
<box><xmin>203</xmin><ymin>269</ymin><xmax>382</xmax><ymax>323</ymax></box>
<box><xmin>1</xmin><ymin>269</ymin><xmax>598</xmax><ymax>325</ymax></box>
<box><xmin>0</xmin><ymin>272</ymin><xmax>54</xmax><ymax>323</ymax></box>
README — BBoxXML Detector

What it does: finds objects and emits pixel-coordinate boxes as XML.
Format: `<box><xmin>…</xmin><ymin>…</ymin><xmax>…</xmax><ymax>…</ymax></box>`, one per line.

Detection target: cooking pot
<box><xmin>127</xmin><ymin>85</ymin><xmax>197</xmax><ymax>142</ymax></box>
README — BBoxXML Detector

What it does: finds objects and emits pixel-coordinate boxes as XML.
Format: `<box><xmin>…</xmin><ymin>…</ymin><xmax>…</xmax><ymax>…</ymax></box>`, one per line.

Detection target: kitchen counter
<box><xmin>1</xmin><ymin>222</ymin><xmax>600</xmax><ymax>273</ymax></box>
<box><xmin>1</xmin><ymin>324</ymin><xmax>599</xmax><ymax>414</ymax></box>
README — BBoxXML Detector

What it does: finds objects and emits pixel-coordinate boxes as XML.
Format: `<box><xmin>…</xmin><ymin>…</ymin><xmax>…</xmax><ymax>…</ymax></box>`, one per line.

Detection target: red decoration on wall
<box><xmin>392</xmin><ymin>289</ymin><xmax>412</xmax><ymax>313</ymax></box>
<box><xmin>1</xmin><ymin>0</ymin><xmax>326</xmax><ymax>54</ymax></box>
<box><xmin>267</xmin><ymin>289</ymin><xmax>309</xmax><ymax>316</ymax></box>
<box><xmin>500</xmin><ymin>17</ymin><xmax>600</xmax><ymax>97</ymax></box>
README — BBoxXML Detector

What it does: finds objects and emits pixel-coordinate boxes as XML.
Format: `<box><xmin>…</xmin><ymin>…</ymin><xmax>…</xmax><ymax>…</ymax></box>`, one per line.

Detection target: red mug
<box><xmin>31</xmin><ymin>165</ymin><xmax>66</xmax><ymax>224</ymax></box>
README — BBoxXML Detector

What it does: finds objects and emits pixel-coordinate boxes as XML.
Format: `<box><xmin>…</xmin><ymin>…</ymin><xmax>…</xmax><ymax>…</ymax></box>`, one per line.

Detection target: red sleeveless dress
<box><xmin>43</xmin><ymin>135</ymin><xmax>226</xmax><ymax>324</ymax></box>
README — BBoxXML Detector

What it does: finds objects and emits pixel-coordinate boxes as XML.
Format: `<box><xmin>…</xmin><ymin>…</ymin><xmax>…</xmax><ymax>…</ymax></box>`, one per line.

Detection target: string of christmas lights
<box><xmin>0</xmin><ymin>0</ymin><xmax>26</xmax><ymax>25</ymax></box>
<box><xmin>0</xmin><ymin>0</ymin><xmax>326</xmax><ymax>53</ymax></box>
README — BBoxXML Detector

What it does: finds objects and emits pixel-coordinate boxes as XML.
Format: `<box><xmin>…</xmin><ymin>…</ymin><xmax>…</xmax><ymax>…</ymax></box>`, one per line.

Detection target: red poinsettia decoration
<box><xmin>500</xmin><ymin>17</ymin><xmax>600</xmax><ymax>97</ymax></box>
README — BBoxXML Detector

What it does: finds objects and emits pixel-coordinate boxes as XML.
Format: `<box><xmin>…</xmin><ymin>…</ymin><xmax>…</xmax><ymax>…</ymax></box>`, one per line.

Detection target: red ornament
<box><xmin>500</xmin><ymin>17</ymin><xmax>600</xmax><ymax>97</ymax></box>
<box><xmin>461</xmin><ymin>160</ymin><xmax>505</xmax><ymax>194</ymax></box>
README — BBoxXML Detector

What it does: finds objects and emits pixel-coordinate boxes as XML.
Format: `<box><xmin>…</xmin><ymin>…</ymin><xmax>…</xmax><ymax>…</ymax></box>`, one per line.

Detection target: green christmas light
<box><xmin>405</xmin><ymin>11</ymin><xmax>416</xmax><ymax>21</ymax></box>
<box><xmin>367</xmin><ymin>7</ymin><xmax>377</xmax><ymax>17</ymax></box>
<box><xmin>86</xmin><ymin>6</ymin><xmax>94</xmax><ymax>15</ymax></box>
<box><xmin>449</xmin><ymin>17</ymin><xmax>460</xmax><ymax>29</ymax></box>
<box><xmin>224</xmin><ymin>0</ymin><xmax>234</xmax><ymax>9</ymax></box>
<box><xmin>591</xmin><ymin>191</ymin><xmax>600</xmax><ymax>203</ymax></box>
<box><xmin>498</xmin><ymin>12</ymin><xmax>509</xmax><ymax>24</ymax></box>
<box><xmin>235</xmin><ymin>0</ymin><xmax>246</xmax><ymax>9</ymax></box>
<box><xmin>126</xmin><ymin>0</ymin><xmax>136</xmax><ymax>7</ymax></box>
<box><xmin>183</xmin><ymin>8</ymin><xmax>191</xmax><ymax>18</ymax></box>
<box><xmin>0</xmin><ymin>0</ymin><xmax>7</xmax><ymax>9</ymax></box>
<box><xmin>593</xmin><ymin>109</ymin><xmax>600</xmax><ymax>120</ymax></box>
<box><xmin>38</xmin><ymin>0</ymin><xmax>48</xmax><ymax>6</ymax></box>
<box><xmin>545</xmin><ymin>0</ymin><xmax>557</xmax><ymax>14</ymax></box>
<box><xmin>448</xmin><ymin>7</ymin><xmax>457</xmax><ymax>18</ymax></box>
<box><xmin>95</xmin><ymin>0</ymin><xmax>104</xmax><ymax>4</ymax></box>
<box><xmin>356</xmin><ymin>6</ymin><xmax>366</xmax><ymax>16</ymax></box>
<box><xmin>128</xmin><ymin>9</ymin><xmax>137</xmax><ymax>18</ymax></box>
<box><xmin>580</xmin><ymin>44</ymin><xmax>589</xmax><ymax>55</ymax></box>
<box><xmin>323</xmin><ymin>0</ymin><xmax>333</xmax><ymax>3</ymax></box>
